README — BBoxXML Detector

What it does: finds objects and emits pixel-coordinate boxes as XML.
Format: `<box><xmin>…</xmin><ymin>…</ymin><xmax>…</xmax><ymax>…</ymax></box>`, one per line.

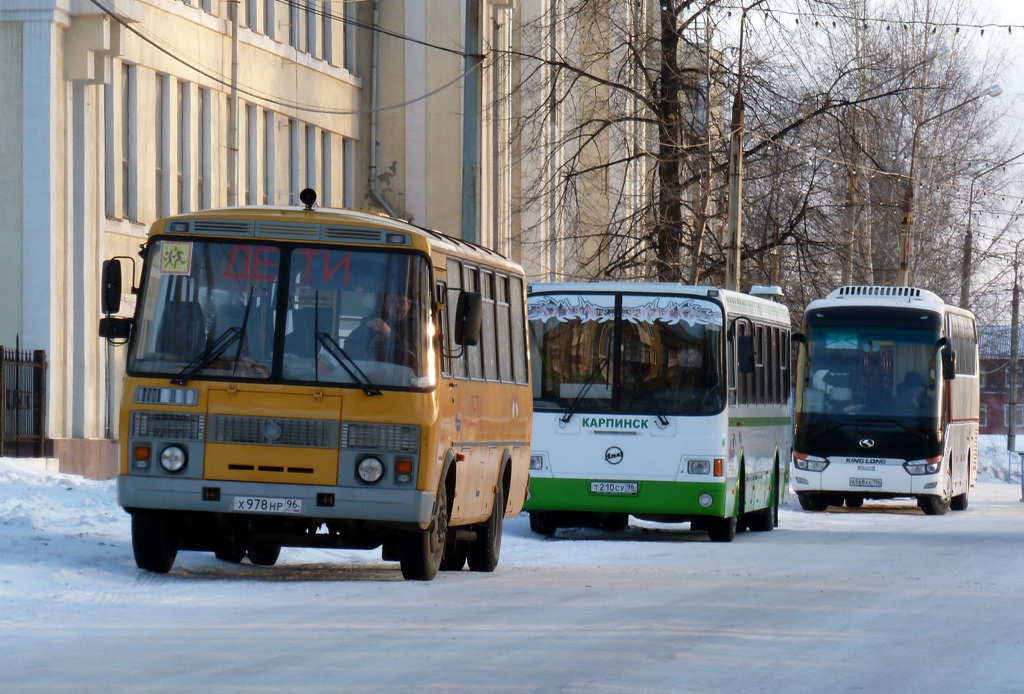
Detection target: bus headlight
<box><xmin>904</xmin><ymin>457</ymin><xmax>942</xmax><ymax>475</ymax></box>
<box><xmin>793</xmin><ymin>453</ymin><xmax>828</xmax><ymax>472</ymax></box>
<box><xmin>159</xmin><ymin>445</ymin><xmax>187</xmax><ymax>472</ymax></box>
<box><xmin>687</xmin><ymin>459</ymin><xmax>711</xmax><ymax>475</ymax></box>
<box><xmin>698</xmin><ymin>493</ymin><xmax>714</xmax><ymax>508</ymax></box>
<box><xmin>530</xmin><ymin>455</ymin><xmax>544</xmax><ymax>471</ymax></box>
<box><xmin>357</xmin><ymin>456</ymin><xmax>385</xmax><ymax>484</ymax></box>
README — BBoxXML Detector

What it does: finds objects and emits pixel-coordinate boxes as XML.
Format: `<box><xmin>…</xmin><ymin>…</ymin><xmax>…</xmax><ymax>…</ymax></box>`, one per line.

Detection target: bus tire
<box><xmin>246</xmin><ymin>544</ymin><xmax>281</xmax><ymax>566</ymax></box>
<box><xmin>468</xmin><ymin>481</ymin><xmax>504</xmax><ymax>572</ymax></box>
<box><xmin>797</xmin><ymin>492</ymin><xmax>829</xmax><ymax>512</ymax></box>
<box><xmin>707</xmin><ymin>515</ymin><xmax>737</xmax><ymax>542</ymax></box>
<box><xmin>400</xmin><ymin>482</ymin><xmax>448</xmax><ymax>581</ymax></box>
<box><xmin>844</xmin><ymin>495</ymin><xmax>864</xmax><ymax>509</ymax></box>
<box><xmin>951</xmin><ymin>488</ymin><xmax>969</xmax><ymax>511</ymax></box>
<box><xmin>131</xmin><ymin>510</ymin><xmax>179</xmax><ymax>574</ymax></box>
<box><xmin>919</xmin><ymin>494</ymin><xmax>951</xmax><ymax>516</ymax></box>
<box><xmin>529</xmin><ymin>511</ymin><xmax>558</xmax><ymax>537</ymax></box>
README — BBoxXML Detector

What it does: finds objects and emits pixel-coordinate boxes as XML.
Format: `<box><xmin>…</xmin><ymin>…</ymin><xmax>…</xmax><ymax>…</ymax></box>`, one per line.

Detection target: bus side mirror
<box><xmin>792</xmin><ymin>332</ymin><xmax>805</xmax><ymax>347</ymax></box>
<box><xmin>942</xmin><ymin>348</ymin><xmax>957</xmax><ymax>381</ymax></box>
<box><xmin>99</xmin><ymin>316</ymin><xmax>133</xmax><ymax>341</ymax></box>
<box><xmin>737</xmin><ymin>334</ymin><xmax>755</xmax><ymax>374</ymax></box>
<box><xmin>455</xmin><ymin>291</ymin><xmax>483</xmax><ymax>347</ymax></box>
<box><xmin>102</xmin><ymin>259</ymin><xmax>123</xmax><ymax>314</ymax></box>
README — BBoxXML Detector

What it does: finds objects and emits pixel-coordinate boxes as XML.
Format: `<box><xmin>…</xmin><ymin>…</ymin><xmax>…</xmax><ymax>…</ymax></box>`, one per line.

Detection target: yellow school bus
<box><xmin>100</xmin><ymin>190</ymin><xmax>531</xmax><ymax>580</ymax></box>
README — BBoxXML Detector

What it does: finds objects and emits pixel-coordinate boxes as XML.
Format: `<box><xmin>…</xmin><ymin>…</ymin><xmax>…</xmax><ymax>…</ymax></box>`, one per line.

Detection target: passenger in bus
<box><xmin>895</xmin><ymin>371</ymin><xmax>927</xmax><ymax>410</ymax></box>
<box><xmin>667</xmin><ymin>344</ymin><xmax>715</xmax><ymax>408</ymax></box>
<box><xmin>345</xmin><ymin>292</ymin><xmax>419</xmax><ymax>371</ymax></box>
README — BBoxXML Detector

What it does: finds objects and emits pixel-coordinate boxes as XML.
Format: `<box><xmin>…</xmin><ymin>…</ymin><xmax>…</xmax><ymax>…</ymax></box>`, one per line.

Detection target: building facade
<box><xmin>0</xmin><ymin>0</ymin><xmax>518</xmax><ymax>477</ymax></box>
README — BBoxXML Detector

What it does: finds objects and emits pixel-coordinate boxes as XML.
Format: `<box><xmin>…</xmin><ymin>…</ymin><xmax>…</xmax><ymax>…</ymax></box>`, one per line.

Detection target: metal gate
<box><xmin>1</xmin><ymin>347</ymin><xmax>47</xmax><ymax>457</ymax></box>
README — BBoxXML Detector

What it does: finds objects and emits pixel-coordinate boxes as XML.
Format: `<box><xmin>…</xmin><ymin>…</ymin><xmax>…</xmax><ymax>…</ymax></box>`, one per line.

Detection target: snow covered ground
<box><xmin>3</xmin><ymin>437</ymin><xmax>1024</xmax><ymax>692</ymax></box>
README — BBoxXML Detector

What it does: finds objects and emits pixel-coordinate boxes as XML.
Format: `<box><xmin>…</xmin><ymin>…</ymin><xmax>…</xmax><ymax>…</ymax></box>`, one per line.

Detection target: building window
<box><xmin>264</xmin><ymin>0</ymin><xmax>275</xmax><ymax>40</ymax></box>
<box><xmin>120</xmin><ymin>62</ymin><xmax>135</xmax><ymax>221</ymax></box>
<box><xmin>305</xmin><ymin>123</ymin><xmax>316</xmax><ymax>196</ymax></box>
<box><xmin>321</xmin><ymin>131</ymin><xmax>331</xmax><ymax>207</ymax></box>
<box><xmin>244</xmin><ymin>0</ymin><xmax>258</xmax><ymax>31</ymax></box>
<box><xmin>198</xmin><ymin>87</ymin><xmax>210</xmax><ymax>209</ymax></box>
<box><xmin>156</xmin><ymin>73</ymin><xmax>168</xmax><ymax>217</ymax></box>
<box><xmin>322</xmin><ymin>0</ymin><xmax>334</xmax><ymax>63</ymax></box>
<box><xmin>245</xmin><ymin>103</ymin><xmax>257</xmax><ymax>205</ymax></box>
<box><xmin>342</xmin><ymin>136</ymin><xmax>353</xmax><ymax>207</ymax></box>
<box><xmin>306</xmin><ymin>0</ymin><xmax>318</xmax><ymax>58</ymax></box>
<box><xmin>1004</xmin><ymin>404</ymin><xmax>1024</xmax><ymax>428</ymax></box>
<box><xmin>178</xmin><ymin>80</ymin><xmax>190</xmax><ymax>213</ymax></box>
<box><xmin>263</xmin><ymin>110</ymin><xmax>274</xmax><ymax>204</ymax></box>
<box><xmin>980</xmin><ymin>403</ymin><xmax>988</xmax><ymax>428</ymax></box>
<box><xmin>288</xmin><ymin>118</ymin><xmax>298</xmax><ymax>204</ymax></box>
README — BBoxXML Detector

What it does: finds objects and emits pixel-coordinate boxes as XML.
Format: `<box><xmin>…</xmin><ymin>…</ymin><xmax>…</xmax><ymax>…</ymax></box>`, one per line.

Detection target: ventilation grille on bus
<box><xmin>208</xmin><ymin>415</ymin><xmax>339</xmax><ymax>448</ymax></box>
<box><xmin>190</xmin><ymin>220</ymin><xmax>254</xmax><ymax>236</ymax></box>
<box><xmin>834</xmin><ymin>286</ymin><xmax>921</xmax><ymax>298</ymax></box>
<box><xmin>255</xmin><ymin>223</ymin><xmax>319</xmax><ymax>239</ymax></box>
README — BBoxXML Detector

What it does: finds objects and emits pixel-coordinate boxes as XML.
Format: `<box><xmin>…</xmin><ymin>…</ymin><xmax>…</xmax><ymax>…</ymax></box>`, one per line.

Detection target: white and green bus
<box><xmin>525</xmin><ymin>283</ymin><xmax>792</xmax><ymax>541</ymax></box>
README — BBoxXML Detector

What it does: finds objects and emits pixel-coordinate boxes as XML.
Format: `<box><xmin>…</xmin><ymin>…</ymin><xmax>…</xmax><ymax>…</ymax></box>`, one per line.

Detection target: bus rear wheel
<box><xmin>131</xmin><ymin>510</ymin><xmax>179</xmax><ymax>574</ymax></box>
<box><xmin>468</xmin><ymin>482</ymin><xmax>504</xmax><ymax>572</ymax></box>
<box><xmin>400</xmin><ymin>483</ymin><xmax>448</xmax><ymax>581</ymax></box>
<box><xmin>951</xmin><ymin>488</ymin><xmax>970</xmax><ymax>511</ymax></box>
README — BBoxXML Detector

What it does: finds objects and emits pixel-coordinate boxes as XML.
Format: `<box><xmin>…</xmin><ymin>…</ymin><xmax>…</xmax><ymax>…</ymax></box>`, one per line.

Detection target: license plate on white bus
<box><xmin>232</xmin><ymin>496</ymin><xmax>303</xmax><ymax>514</ymax></box>
<box><xmin>849</xmin><ymin>478</ymin><xmax>882</xmax><ymax>488</ymax></box>
<box><xmin>590</xmin><ymin>481</ymin><xmax>639</xmax><ymax>495</ymax></box>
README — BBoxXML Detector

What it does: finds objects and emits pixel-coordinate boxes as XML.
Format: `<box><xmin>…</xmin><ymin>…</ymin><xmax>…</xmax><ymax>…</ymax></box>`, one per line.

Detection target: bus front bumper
<box><xmin>118</xmin><ymin>475</ymin><xmax>435</xmax><ymax>525</ymax></box>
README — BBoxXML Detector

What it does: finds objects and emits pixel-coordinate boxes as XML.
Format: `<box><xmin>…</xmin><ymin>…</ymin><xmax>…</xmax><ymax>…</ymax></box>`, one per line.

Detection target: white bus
<box><xmin>792</xmin><ymin>286</ymin><xmax>979</xmax><ymax>515</ymax></box>
<box><xmin>525</xmin><ymin>283</ymin><xmax>792</xmax><ymax>541</ymax></box>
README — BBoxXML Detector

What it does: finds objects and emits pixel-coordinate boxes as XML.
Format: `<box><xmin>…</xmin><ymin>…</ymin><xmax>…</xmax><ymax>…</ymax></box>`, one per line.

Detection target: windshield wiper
<box><xmin>315</xmin><ymin>332</ymin><xmax>382</xmax><ymax>396</ymax></box>
<box><xmin>622</xmin><ymin>363</ymin><xmax>670</xmax><ymax>428</ymax></box>
<box><xmin>171</xmin><ymin>289</ymin><xmax>253</xmax><ymax>386</ymax></box>
<box><xmin>560</xmin><ymin>357</ymin><xmax>609</xmax><ymax>425</ymax></box>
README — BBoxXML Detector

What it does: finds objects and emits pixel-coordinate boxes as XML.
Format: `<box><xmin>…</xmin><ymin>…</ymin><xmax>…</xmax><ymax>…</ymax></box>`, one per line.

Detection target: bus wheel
<box><xmin>468</xmin><ymin>482</ymin><xmax>504</xmax><ymax>572</ymax></box>
<box><xmin>400</xmin><ymin>483</ymin><xmax>448</xmax><ymax>581</ymax></box>
<box><xmin>951</xmin><ymin>488</ymin><xmax>970</xmax><ymax>511</ymax></box>
<box><xmin>131</xmin><ymin>510</ymin><xmax>179</xmax><ymax>574</ymax></box>
<box><xmin>707</xmin><ymin>515</ymin><xmax>737</xmax><ymax>542</ymax></box>
<box><xmin>529</xmin><ymin>511</ymin><xmax>558</xmax><ymax>537</ymax></box>
<box><xmin>797</xmin><ymin>493</ymin><xmax>829</xmax><ymax>512</ymax></box>
<box><xmin>844</xmin><ymin>495</ymin><xmax>864</xmax><ymax>509</ymax></box>
<box><xmin>246</xmin><ymin>544</ymin><xmax>281</xmax><ymax>566</ymax></box>
<box><xmin>920</xmin><ymin>495</ymin><xmax>951</xmax><ymax>516</ymax></box>
<box><xmin>745</xmin><ymin>504</ymin><xmax>776</xmax><ymax>532</ymax></box>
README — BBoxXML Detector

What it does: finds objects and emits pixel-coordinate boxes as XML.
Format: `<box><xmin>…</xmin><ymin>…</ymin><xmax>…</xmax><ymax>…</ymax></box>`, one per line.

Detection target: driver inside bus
<box><xmin>345</xmin><ymin>292</ymin><xmax>419</xmax><ymax>372</ymax></box>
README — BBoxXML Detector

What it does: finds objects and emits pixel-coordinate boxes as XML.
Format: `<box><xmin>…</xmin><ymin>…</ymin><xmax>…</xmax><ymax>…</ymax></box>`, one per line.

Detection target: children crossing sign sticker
<box><xmin>160</xmin><ymin>242</ymin><xmax>193</xmax><ymax>275</ymax></box>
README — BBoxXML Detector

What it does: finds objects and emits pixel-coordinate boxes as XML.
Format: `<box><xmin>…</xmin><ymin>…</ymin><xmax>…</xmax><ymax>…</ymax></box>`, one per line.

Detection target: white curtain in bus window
<box><xmin>130</xmin><ymin>240</ymin><xmax>279</xmax><ymax>379</ymax></box>
<box><xmin>282</xmin><ymin>248</ymin><xmax>433</xmax><ymax>389</ymax></box>
<box><xmin>618</xmin><ymin>295</ymin><xmax>723</xmax><ymax>416</ymax></box>
<box><xmin>528</xmin><ymin>293</ymin><xmax>617</xmax><ymax>412</ymax></box>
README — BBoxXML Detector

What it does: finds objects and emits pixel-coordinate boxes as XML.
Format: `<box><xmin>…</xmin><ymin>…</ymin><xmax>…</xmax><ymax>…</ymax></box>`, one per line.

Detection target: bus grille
<box><xmin>341</xmin><ymin>423</ymin><xmax>420</xmax><ymax>452</ymax></box>
<box><xmin>208</xmin><ymin>415</ymin><xmax>339</xmax><ymax>448</ymax></box>
<box><xmin>131</xmin><ymin>412</ymin><xmax>206</xmax><ymax>441</ymax></box>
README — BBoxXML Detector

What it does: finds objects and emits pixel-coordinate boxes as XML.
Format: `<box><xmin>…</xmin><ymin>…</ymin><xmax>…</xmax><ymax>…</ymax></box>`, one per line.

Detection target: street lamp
<box><xmin>897</xmin><ymin>83</ymin><xmax>1003</xmax><ymax>286</ymax></box>
<box><xmin>960</xmin><ymin>149</ymin><xmax>1024</xmax><ymax>309</ymax></box>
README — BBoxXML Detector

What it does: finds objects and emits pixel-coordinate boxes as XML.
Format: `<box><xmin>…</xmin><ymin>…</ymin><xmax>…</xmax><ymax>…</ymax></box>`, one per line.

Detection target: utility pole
<box><xmin>1009</xmin><ymin>243</ymin><xmax>1021</xmax><ymax>454</ymax></box>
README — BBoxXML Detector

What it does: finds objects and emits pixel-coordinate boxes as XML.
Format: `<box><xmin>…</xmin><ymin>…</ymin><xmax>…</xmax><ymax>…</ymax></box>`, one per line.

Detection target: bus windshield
<box><xmin>796</xmin><ymin>307</ymin><xmax>942</xmax><ymax>419</ymax></box>
<box><xmin>129</xmin><ymin>238</ymin><xmax>434</xmax><ymax>389</ymax></box>
<box><xmin>529</xmin><ymin>292</ymin><xmax>724</xmax><ymax>416</ymax></box>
